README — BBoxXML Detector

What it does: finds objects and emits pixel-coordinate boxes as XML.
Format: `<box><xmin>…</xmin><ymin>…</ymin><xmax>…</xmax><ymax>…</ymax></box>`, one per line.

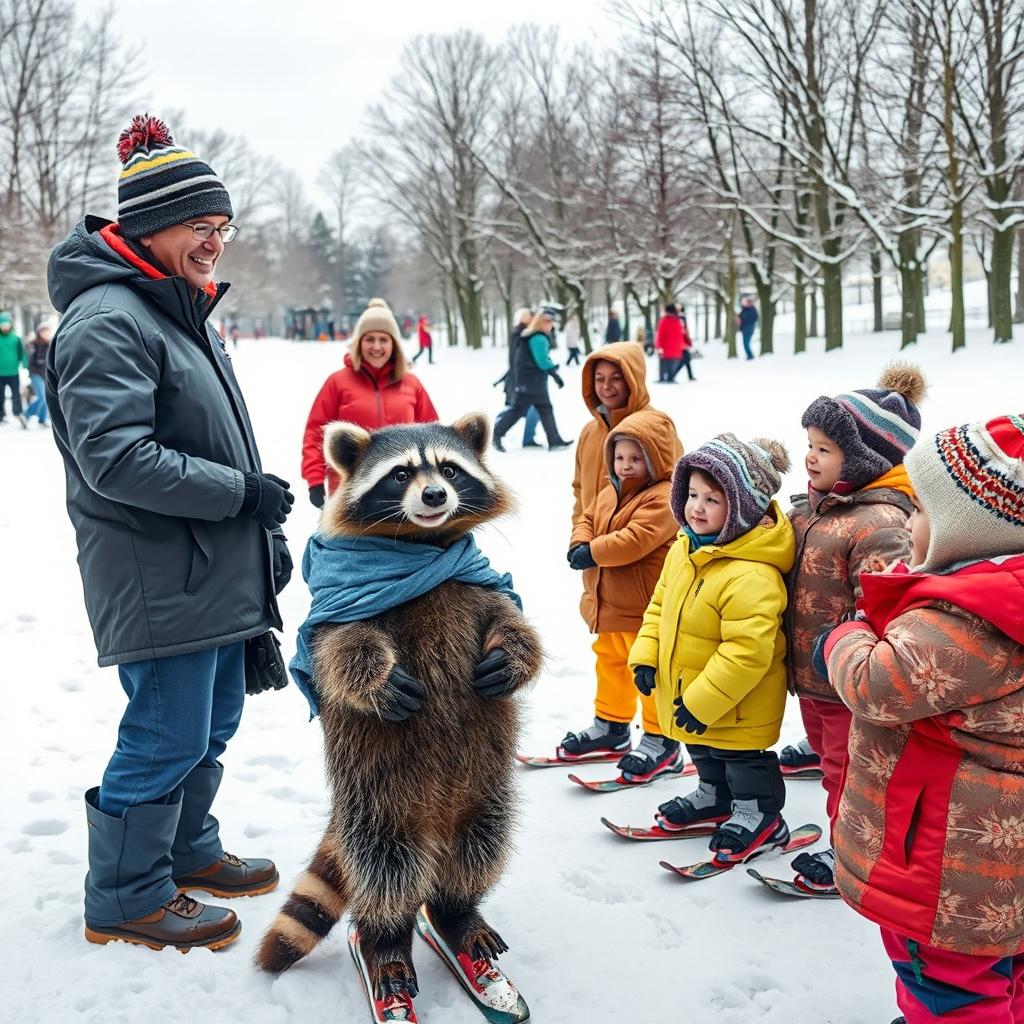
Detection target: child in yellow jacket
<box><xmin>629</xmin><ymin>433</ymin><xmax>796</xmax><ymax>858</ymax></box>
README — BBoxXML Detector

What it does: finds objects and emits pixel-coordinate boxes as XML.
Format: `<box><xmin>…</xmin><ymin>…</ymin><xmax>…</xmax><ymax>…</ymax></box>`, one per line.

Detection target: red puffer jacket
<box><xmin>654</xmin><ymin>315</ymin><xmax>689</xmax><ymax>359</ymax></box>
<box><xmin>301</xmin><ymin>354</ymin><xmax>438</xmax><ymax>491</ymax></box>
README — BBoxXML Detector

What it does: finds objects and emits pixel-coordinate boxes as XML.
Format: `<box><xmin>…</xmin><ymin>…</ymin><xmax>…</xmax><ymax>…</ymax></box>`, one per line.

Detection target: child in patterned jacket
<box><xmin>784</xmin><ymin>364</ymin><xmax>925</xmax><ymax>893</ymax></box>
<box><xmin>824</xmin><ymin>414</ymin><xmax>1024</xmax><ymax>1024</ymax></box>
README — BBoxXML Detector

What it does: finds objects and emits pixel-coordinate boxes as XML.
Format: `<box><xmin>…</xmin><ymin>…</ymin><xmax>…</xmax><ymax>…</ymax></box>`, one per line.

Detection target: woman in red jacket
<box><xmin>302</xmin><ymin>298</ymin><xmax>439</xmax><ymax>507</ymax></box>
<box><xmin>413</xmin><ymin>315</ymin><xmax>433</xmax><ymax>364</ymax></box>
<box><xmin>654</xmin><ymin>303</ymin><xmax>694</xmax><ymax>383</ymax></box>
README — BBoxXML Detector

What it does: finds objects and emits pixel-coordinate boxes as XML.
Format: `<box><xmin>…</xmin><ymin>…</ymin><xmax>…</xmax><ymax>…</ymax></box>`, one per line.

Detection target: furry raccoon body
<box><xmin>257</xmin><ymin>416</ymin><xmax>542</xmax><ymax>1005</ymax></box>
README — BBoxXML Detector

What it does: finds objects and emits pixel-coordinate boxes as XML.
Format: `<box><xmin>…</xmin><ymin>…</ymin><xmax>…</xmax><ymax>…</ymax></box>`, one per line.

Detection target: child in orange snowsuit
<box><xmin>563</xmin><ymin>410</ymin><xmax>681</xmax><ymax>778</ymax></box>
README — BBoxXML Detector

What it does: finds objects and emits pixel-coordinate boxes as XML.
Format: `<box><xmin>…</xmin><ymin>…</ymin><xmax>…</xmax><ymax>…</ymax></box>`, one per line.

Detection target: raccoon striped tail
<box><xmin>256</xmin><ymin>835</ymin><xmax>348</xmax><ymax>973</ymax></box>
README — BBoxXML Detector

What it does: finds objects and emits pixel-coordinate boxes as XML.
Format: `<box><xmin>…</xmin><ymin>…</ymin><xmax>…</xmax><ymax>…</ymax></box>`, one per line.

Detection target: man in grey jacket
<box><xmin>46</xmin><ymin>115</ymin><xmax>294</xmax><ymax>952</ymax></box>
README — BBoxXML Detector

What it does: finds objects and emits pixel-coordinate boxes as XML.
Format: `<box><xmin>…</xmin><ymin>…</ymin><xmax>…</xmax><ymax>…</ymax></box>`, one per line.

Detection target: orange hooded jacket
<box><xmin>570</xmin><ymin>410</ymin><xmax>679</xmax><ymax>634</ymax></box>
<box><xmin>571</xmin><ymin>342</ymin><xmax>682</xmax><ymax>533</ymax></box>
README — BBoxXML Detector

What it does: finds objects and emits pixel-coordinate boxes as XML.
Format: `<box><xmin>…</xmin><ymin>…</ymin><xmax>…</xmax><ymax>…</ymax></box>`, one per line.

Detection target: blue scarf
<box><xmin>683</xmin><ymin>524</ymin><xmax>719</xmax><ymax>549</ymax></box>
<box><xmin>290</xmin><ymin>531</ymin><xmax>521</xmax><ymax>717</ymax></box>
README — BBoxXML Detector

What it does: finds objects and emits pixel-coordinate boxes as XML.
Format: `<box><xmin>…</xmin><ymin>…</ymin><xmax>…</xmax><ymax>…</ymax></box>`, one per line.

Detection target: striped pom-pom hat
<box><xmin>906</xmin><ymin>414</ymin><xmax>1024</xmax><ymax>572</ymax></box>
<box><xmin>116</xmin><ymin>115</ymin><xmax>233</xmax><ymax>239</ymax></box>
<box><xmin>802</xmin><ymin>363</ymin><xmax>927</xmax><ymax>489</ymax></box>
<box><xmin>670</xmin><ymin>433</ymin><xmax>791</xmax><ymax>545</ymax></box>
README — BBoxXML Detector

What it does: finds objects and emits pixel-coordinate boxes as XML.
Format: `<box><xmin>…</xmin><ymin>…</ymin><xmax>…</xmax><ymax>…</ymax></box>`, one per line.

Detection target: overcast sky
<box><xmin>78</xmin><ymin>0</ymin><xmax>619</xmax><ymax>206</ymax></box>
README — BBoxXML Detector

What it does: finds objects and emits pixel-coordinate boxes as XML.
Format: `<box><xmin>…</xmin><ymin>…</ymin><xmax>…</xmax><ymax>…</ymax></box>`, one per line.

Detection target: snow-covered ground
<box><xmin>2</xmin><ymin>318</ymin><xmax>1022</xmax><ymax>1024</ymax></box>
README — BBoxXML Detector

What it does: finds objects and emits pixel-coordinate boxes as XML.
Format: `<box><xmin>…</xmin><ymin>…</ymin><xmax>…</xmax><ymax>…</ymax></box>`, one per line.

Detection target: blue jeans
<box><xmin>742</xmin><ymin>329</ymin><xmax>755</xmax><ymax>360</ymax></box>
<box><xmin>523</xmin><ymin>405</ymin><xmax>540</xmax><ymax>444</ymax></box>
<box><xmin>98</xmin><ymin>642</ymin><xmax>246</xmax><ymax>816</ymax></box>
<box><xmin>23</xmin><ymin>373</ymin><xmax>47</xmax><ymax>423</ymax></box>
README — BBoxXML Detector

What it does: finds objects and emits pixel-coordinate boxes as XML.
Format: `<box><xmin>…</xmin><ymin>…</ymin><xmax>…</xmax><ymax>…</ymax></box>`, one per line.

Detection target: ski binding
<box><xmin>660</xmin><ymin>823</ymin><xmax>823</xmax><ymax>881</ymax></box>
<box><xmin>415</xmin><ymin>906</ymin><xmax>530</xmax><ymax>1024</ymax></box>
<box><xmin>746</xmin><ymin>868</ymin><xmax>842</xmax><ymax>898</ymax></box>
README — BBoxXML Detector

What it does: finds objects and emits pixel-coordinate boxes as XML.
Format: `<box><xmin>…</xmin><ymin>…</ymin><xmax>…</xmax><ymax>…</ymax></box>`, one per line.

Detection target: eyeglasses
<box><xmin>183</xmin><ymin>222</ymin><xmax>239</xmax><ymax>243</ymax></box>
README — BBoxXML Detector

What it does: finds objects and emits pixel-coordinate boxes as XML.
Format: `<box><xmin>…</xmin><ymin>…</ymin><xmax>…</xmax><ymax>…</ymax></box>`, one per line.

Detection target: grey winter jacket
<box><xmin>46</xmin><ymin>217</ymin><xmax>282</xmax><ymax>666</ymax></box>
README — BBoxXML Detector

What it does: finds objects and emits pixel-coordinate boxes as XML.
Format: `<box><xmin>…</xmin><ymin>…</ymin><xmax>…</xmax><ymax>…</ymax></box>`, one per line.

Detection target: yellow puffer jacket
<box><xmin>628</xmin><ymin>502</ymin><xmax>796</xmax><ymax>750</ymax></box>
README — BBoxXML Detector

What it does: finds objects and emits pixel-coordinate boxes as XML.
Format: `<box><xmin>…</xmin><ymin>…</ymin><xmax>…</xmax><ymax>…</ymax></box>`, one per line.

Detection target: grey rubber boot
<box><xmin>84</xmin><ymin>787</ymin><xmax>181</xmax><ymax>928</ymax></box>
<box><xmin>171</xmin><ymin>761</ymin><xmax>224</xmax><ymax>876</ymax></box>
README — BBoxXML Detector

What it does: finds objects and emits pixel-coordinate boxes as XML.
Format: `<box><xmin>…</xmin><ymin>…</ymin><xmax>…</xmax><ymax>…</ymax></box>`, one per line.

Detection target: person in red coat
<box><xmin>302</xmin><ymin>298</ymin><xmax>439</xmax><ymax>507</ymax></box>
<box><xmin>413</xmin><ymin>316</ymin><xmax>433</xmax><ymax>364</ymax></box>
<box><xmin>654</xmin><ymin>303</ymin><xmax>694</xmax><ymax>383</ymax></box>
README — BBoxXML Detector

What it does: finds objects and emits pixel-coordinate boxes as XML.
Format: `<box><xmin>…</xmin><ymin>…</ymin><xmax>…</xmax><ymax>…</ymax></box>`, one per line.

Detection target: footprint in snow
<box><xmin>560</xmin><ymin>864</ymin><xmax>642</xmax><ymax>905</ymax></box>
<box><xmin>23</xmin><ymin>818</ymin><xmax>69</xmax><ymax>836</ymax></box>
<box><xmin>28</xmin><ymin>790</ymin><xmax>55</xmax><ymax>803</ymax></box>
<box><xmin>59</xmin><ymin>679</ymin><xmax>83</xmax><ymax>692</ymax></box>
<box><xmin>47</xmin><ymin>850</ymin><xmax>81</xmax><ymax>865</ymax></box>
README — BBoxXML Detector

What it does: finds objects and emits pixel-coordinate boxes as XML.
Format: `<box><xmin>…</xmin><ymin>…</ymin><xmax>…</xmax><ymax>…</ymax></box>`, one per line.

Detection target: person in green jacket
<box><xmin>0</xmin><ymin>312</ymin><xmax>28</xmax><ymax>427</ymax></box>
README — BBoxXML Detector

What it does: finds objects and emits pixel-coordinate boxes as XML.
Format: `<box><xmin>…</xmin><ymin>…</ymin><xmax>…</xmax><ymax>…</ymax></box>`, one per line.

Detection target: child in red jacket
<box><xmin>825</xmin><ymin>414</ymin><xmax>1024</xmax><ymax>1024</ymax></box>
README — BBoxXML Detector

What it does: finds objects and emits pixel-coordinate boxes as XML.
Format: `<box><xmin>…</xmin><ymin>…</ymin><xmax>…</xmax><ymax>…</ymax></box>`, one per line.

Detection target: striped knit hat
<box><xmin>116</xmin><ymin>115</ymin><xmax>233</xmax><ymax>240</ymax></box>
<box><xmin>906</xmin><ymin>414</ymin><xmax>1024</xmax><ymax>572</ymax></box>
<box><xmin>670</xmin><ymin>433</ymin><xmax>791</xmax><ymax>545</ymax></box>
<box><xmin>802</xmin><ymin>364</ymin><xmax>926</xmax><ymax>489</ymax></box>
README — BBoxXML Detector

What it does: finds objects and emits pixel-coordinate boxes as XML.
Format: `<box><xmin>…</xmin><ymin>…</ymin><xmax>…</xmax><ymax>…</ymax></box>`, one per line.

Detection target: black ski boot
<box><xmin>656</xmin><ymin>781</ymin><xmax>731</xmax><ymax>830</ymax></box>
<box><xmin>560</xmin><ymin>718</ymin><xmax>630</xmax><ymax>758</ymax></box>
<box><xmin>709</xmin><ymin>799</ymin><xmax>789</xmax><ymax>858</ymax></box>
<box><xmin>780</xmin><ymin>737</ymin><xmax>821</xmax><ymax>770</ymax></box>
<box><xmin>617</xmin><ymin>734</ymin><xmax>681</xmax><ymax>779</ymax></box>
<box><xmin>791</xmin><ymin>848</ymin><xmax>837</xmax><ymax>893</ymax></box>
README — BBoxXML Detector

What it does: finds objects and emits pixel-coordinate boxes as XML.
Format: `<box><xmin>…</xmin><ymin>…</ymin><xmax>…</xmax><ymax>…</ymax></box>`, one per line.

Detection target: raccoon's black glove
<box><xmin>472</xmin><ymin>648</ymin><xmax>518</xmax><ymax>698</ymax></box>
<box><xmin>309</xmin><ymin>484</ymin><xmax>325</xmax><ymax>509</ymax></box>
<box><xmin>569</xmin><ymin>543</ymin><xmax>597</xmax><ymax>570</ymax></box>
<box><xmin>378</xmin><ymin>665</ymin><xmax>426</xmax><ymax>722</ymax></box>
<box><xmin>633</xmin><ymin>665</ymin><xmax>656</xmax><ymax>696</ymax></box>
<box><xmin>240</xmin><ymin>472</ymin><xmax>295</xmax><ymax>530</ymax></box>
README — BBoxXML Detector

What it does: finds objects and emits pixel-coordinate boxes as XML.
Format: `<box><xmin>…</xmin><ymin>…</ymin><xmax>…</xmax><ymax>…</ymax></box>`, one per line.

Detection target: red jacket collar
<box><xmin>100</xmin><ymin>223</ymin><xmax>218</xmax><ymax>300</ymax></box>
<box><xmin>860</xmin><ymin>555</ymin><xmax>1024</xmax><ymax>643</ymax></box>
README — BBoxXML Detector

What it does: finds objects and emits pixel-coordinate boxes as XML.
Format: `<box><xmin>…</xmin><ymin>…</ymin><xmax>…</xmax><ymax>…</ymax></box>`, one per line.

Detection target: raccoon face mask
<box><xmin>321</xmin><ymin>414</ymin><xmax>512</xmax><ymax>541</ymax></box>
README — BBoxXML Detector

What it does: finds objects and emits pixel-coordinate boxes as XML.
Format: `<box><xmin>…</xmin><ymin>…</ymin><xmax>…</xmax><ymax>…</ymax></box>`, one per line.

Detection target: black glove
<box><xmin>473</xmin><ymin>648</ymin><xmax>518</xmax><ymax>698</ymax></box>
<box><xmin>550</xmin><ymin>370</ymin><xmax>565</xmax><ymax>389</ymax></box>
<box><xmin>566</xmin><ymin>543</ymin><xmax>587</xmax><ymax>565</ymax></box>
<box><xmin>244</xmin><ymin>631</ymin><xmax>289</xmax><ymax>695</ymax></box>
<box><xmin>378</xmin><ymin>665</ymin><xmax>426</xmax><ymax>722</ymax></box>
<box><xmin>309</xmin><ymin>484</ymin><xmax>325</xmax><ymax>509</ymax></box>
<box><xmin>240</xmin><ymin>472</ymin><xmax>295</xmax><ymax>530</ymax></box>
<box><xmin>633</xmin><ymin>665</ymin><xmax>656</xmax><ymax>696</ymax></box>
<box><xmin>569</xmin><ymin>543</ymin><xmax>597</xmax><ymax>570</ymax></box>
<box><xmin>272</xmin><ymin>533</ymin><xmax>292</xmax><ymax>595</ymax></box>
<box><xmin>673</xmin><ymin>697</ymin><xmax>707</xmax><ymax>735</ymax></box>
<box><xmin>811</xmin><ymin>627</ymin><xmax>831</xmax><ymax>682</ymax></box>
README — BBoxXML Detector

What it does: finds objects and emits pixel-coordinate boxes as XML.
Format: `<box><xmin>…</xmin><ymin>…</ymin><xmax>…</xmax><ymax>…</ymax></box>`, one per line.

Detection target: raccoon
<box><xmin>257</xmin><ymin>413</ymin><xmax>543</xmax><ymax>1007</ymax></box>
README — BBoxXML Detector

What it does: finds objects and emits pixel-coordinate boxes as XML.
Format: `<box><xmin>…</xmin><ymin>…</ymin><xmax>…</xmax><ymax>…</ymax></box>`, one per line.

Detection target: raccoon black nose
<box><xmin>421</xmin><ymin>485</ymin><xmax>448</xmax><ymax>508</ymax></box>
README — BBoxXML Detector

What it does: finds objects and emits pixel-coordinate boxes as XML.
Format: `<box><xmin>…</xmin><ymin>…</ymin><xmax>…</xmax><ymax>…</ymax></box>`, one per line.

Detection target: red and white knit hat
<box><xmin>905</xmin><ymin>414</ymin><xmax>1024</xmax><ymax>572</ymax></box>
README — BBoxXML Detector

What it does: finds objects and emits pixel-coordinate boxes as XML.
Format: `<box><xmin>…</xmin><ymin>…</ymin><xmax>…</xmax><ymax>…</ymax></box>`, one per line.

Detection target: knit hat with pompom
<box><xmin>802</xmin><ymin>363</ymin><xmax>926</xmax><ymax>489</ymax></box>
<box><xmin>906</xmin><ymin>414</ymin><xmax>1024</xmax><ymax>572</ymax></box>
<box><xmin>670</xmin><ymin>434</ymin><xmax>791</xmax><ymax>545</ymax></box>
<box><xmin>116</xmin><ymin>114</ymin><xmax>233</xmax><ymax>239</ymax></box>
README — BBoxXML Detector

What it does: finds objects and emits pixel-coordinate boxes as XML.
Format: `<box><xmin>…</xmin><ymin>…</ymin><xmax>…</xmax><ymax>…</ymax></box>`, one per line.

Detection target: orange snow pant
<box><xmin>593</xmin><ymin>632</ymin><xmax>662</xmax><ymax>735</ymax></box>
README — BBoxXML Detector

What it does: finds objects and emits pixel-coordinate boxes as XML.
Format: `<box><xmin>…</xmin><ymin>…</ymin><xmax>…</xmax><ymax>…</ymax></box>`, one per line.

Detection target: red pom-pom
<box><xmin>116</xmin><ymin>114</ymin><xmax>174</xmax><ymax>165</ymax></box>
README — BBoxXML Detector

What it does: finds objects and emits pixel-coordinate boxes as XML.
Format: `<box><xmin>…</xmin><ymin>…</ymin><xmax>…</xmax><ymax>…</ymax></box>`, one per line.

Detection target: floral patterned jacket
<box><xmin>827</xmin><ymin>556</ymin><xmax>1024</xmax><ymax>955</ymax></box>
<box><xmin>785</xmin><ymin>472</ymin><xmax>913</xmax><ymax>702</ymax></box>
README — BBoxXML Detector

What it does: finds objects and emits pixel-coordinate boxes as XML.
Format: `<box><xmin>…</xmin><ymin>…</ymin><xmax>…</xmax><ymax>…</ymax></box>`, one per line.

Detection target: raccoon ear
<box><xmin>324</xmin><ymin>422</ymin><xmax>372</xmax><ymax>478</ymax></box>
<box><xmin>451</xmin><ymin>413</ymin><xmax>490</xmax><ymax>457</ymax></box>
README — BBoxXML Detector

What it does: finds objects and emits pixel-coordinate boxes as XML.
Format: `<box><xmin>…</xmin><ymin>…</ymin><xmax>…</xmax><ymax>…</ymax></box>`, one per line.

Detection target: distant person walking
<box><xmin>564</xmin><ymin>311</ymin><xmax>582</xmax><ymax>366</ymax></box>
<box><xmin>492</xmin><ymin>307</ymin><xmax>572</xmax><ymax>452</ymax></box>
<box><xmin>737</xmin><ymin>296</ymin><xmax>759</xmax><ymax>361</ymax></box>
<box><xmin>654</xmin><ymin>303</ymin><xmax>686</xmax><ymax>383</ymax></box>
<box><xmin>413</xmin><ymin>315</ymin><xmax>433</xmax><ymax>364</ymax></box>
<box><xmin>605</xmin><ymin>309</ymin><xmax>623</xmax><ymax>344</ymax></box>
<box><xmin>23</xmin><ymin>318</ymin><xmax>54</xmax><ymax>427</ymax></box>
<box><xmin>0</xmin><ymin>311</ymin><xmax>27</xmax><ymax>427</ymax></box>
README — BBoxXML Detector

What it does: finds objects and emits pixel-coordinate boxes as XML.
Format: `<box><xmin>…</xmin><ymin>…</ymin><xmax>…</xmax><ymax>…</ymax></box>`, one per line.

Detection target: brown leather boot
<box><xmin>84</xmin><ymin>893</ymin><xmax>240</xmax><ymax>951</ymax></box>
<box><xmin>174</xmin><ymin>852</ymin><xmax>279</xmax><ymax>898</ymax></box>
